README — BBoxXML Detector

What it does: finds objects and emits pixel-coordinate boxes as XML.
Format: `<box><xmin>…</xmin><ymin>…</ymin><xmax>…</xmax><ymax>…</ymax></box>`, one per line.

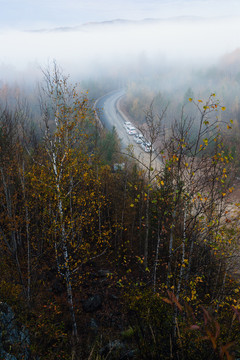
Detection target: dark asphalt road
<box><xmin>95</xmin><ymin>89</ymin><xmax>162</xmax><ymax>171</ymax></box>
<box><xmin>95</xmin><ymin>89</ymin><xmax>131</xmax><ymax>149</ymax></box>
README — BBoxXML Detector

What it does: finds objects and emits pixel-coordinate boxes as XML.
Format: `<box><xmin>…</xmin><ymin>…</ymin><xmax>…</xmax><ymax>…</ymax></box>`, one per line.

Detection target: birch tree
<box><xmin>31</xmin><ymin>64</ymin><xmax>110</xmax><ymax>352</ymax></box>
<box><xmin>160</xmin><ymin>94</ymin><xmax>234</xmax><ymax>300</ymax></box>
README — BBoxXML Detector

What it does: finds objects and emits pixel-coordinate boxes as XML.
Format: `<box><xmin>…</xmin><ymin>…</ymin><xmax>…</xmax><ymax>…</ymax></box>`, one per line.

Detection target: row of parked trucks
<box><xmin>123</xmin><ymin>121</ymin><xmax>152</xmax><ymax>153</ymax></box>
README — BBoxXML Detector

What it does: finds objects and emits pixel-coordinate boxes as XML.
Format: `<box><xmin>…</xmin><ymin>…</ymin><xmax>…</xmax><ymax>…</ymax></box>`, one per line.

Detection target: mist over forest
<box><xmin>2</xmin><ymin>4</ymin><xmax>240</xmax><ymax>359</ymax></box>
<box><xmin>1</xmin><ymin>16</ymin><xmax>240</xmax><ymax>145</ymax></box>
<box><xmin>0</xmin><ymin>15</ymin><xmax>240</xmax><ymax>135</ymax></box>
<box><xmin>0</xmin><ymin>16</ymin><xmax>240</xmax><ymax>83</ymax></box>
<box><xmin>1</xmin><ymin>15</ymin><xmax>240</xmax><ymax>119</ymax></box>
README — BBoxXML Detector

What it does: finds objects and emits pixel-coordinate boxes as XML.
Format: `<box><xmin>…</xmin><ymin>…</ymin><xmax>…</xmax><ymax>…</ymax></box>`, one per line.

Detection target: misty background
<box><xmin>1</xmin><ymin>0</ymin><xmax>240</xmax><ymax>128</ymax></box>
<box><xmin>1</xmin><ymin>0</ymin><xmax>240</xmax><ymax>82</ymax></box>
<box><xmin>1</xmin><ymin>15</ymin><xmax>240</xmax><ymax>80</ymax></box>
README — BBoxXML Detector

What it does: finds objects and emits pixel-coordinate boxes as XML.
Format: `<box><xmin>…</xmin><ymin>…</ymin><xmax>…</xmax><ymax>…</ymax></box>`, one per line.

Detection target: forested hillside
<box><xmin>1</xmin><ymin>65</ymin><xmax>240</xmax><ymax>360</ymax></box>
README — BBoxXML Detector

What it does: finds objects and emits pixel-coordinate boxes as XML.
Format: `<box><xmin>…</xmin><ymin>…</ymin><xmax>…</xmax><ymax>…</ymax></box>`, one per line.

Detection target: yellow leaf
<box><xmin>221</xmin><ymin>106</ymin><xmax>226</xmax><ymax>111</ymax></box>
<box><xmin>189</xmin><ymin>98</ymin><xmax>193</xmax><ymax>102</ymax></box>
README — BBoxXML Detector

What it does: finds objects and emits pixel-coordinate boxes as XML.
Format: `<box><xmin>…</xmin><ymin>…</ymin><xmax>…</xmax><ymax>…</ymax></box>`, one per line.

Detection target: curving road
<box><xmin>95</xmin><ymin>89</ymin><xmax>132</xmax><ymax>149</ymax></box>
<box><xmin>95</xmin><ymin>89</ymin><xmax>162</xmax><ymax>171</ymax></box>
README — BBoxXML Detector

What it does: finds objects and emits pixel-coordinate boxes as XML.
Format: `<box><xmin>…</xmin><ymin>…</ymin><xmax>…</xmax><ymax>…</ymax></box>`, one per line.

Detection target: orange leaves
<box><xmin>188</xmin><ymin>94</ymin><xmax>228</xmax><ymax>123</ymax></box>
<box><xmin>162</xmin><ymin>290</ymin><xmax>183</xmax><ymax>312</ymax></box>
<box><xmin>171</xmin><ymin>154</ymin><xmax>179</xmax><ymax>162</ymax></box>
<box><xmin>186</xmin><ymin>305</ymin><xmax>236</xmax><ymax>359</ymax></box>
<box><xmin>220</xmin><ymin>343</ymin><xmax>235</xmax><ymax>360</ymax></box>
<box><xmin>232</xmin><ymin>306</ymin><xmax>240</xmax><ymax>322</ymax></box>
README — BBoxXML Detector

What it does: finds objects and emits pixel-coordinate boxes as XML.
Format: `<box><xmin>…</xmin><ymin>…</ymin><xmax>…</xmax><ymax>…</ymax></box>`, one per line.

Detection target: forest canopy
<box><xmin>0</xmin><ymin>64</ymin><xmax>240</xmax><ymax>360</ymax></box>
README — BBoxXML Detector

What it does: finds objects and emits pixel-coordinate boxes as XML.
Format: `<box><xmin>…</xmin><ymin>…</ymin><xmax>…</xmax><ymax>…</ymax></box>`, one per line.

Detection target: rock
<box><xmin>82</xmin><ymin>295</ymin><xmax>102</xmax><ymax>313</ymax></box>
<box><xmin>0</xmin><ymin>302</ymin><xmax>30</xmax><ymax>360</ymax></box>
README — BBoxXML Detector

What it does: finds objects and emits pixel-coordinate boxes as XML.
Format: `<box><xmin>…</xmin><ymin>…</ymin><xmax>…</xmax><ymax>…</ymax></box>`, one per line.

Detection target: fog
<box><xmin>2</xmin><ymin>0</ymin><xmax>240</xmax><ymax>29</ymax></box>
<box><xmin>0</xmin><ymin>15</ymin><xmax>240</xmax><ymax>86</ymax></box>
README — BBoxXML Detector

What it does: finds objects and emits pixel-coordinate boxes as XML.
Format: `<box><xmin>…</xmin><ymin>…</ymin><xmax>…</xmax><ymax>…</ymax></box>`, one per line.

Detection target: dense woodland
<box><xmin>1</xmin><ymin>63</ymin><xmax>240</xmax><ymax>360</ymax></box>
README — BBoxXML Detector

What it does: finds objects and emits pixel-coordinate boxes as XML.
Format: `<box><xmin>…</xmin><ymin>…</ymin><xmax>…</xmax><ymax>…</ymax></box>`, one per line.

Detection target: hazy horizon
<box><xmin>2</xmin><ymin>0</ymin><xmax>240</xmax><ymax>30</ymax></box>
<box><xmin>1</xmin><ymin>1</ymin><xmax>240</xmax><ymax>89</ymax></box>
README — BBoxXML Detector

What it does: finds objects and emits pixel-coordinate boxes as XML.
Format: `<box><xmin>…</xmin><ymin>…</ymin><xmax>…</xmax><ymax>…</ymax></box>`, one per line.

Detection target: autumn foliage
<box><xmin>0</xmin><ymin>67</ymin><xmax>240</xmax><ymax>359</ymax></box>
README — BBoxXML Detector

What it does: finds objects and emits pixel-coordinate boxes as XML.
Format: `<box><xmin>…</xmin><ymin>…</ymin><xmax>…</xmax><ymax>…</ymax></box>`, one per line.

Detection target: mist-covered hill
<box><xmin>0</xmin><ymin>14</ymin><xmax>240</xmax><ymax>86</ymax></box>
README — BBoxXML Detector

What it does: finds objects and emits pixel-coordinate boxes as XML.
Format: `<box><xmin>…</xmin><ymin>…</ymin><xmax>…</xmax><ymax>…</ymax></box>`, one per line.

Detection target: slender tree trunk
<box><xmin>19</xmin><ymin>161</ymin><xmax>31</xmax><ymax>304</ymax></box>
<box><xmin>176</xmin><ymin>206</ymin><xmax>187</xmax><ymax>298</ymax></box>
<box><xmin>167</xmin><ymin>209</ymin><xmax>176</xmax><ymax>288</ymax></box>
<box><xmin>120</xmin><ymin>176</ymin><xmax>127</xmax><ymax>244</ymax></box>
<box><xmin>143</xmin><ymin>186</ymin><xmax>150</xmax><ymax>268</ymax></box>
<box><xmin>62</xmin><ymin>238</ymin><xmax>78</xmax><ymax>340</ymax></box>
<box><xmin>143</xmin><ymin>156</ymin><xmax>152</xmax><ymax>269</ymax></box>
<box><xmin>153</xmin><ymin>220</ymin><xmax>161</xmax><ymax>293</ymax></box>
<box><xmin>58</xmin><ymin>194</ymin><xmax>78</xmax><ymax>340</ymax></box>
<box><xmin>185</xmin><ymin>236</ymin><xmax>194</xmax><ymax>283</ymax></box>
<box><xmin>173</xmin><ymin>206</ymin><xmax>186</xmax><ymax>342</ymax></box>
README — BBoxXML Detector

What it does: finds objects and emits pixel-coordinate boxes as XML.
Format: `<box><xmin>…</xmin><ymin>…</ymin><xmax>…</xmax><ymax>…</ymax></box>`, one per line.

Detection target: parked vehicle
<box><xmin>124</xmin><ymin>121</ymin><xmax>132</xmax><ymax>129</ymax></box>
<box><xmin>126</xmin><ymin>126</ymin><xmax>137</xmax><ymax>135</ymax></box>
<box><xmin>141</xmin><ymin>142</ymin><xmax>150</xmax><ymax>152</ymax></box>
<box><xmin>133</xmin><ymin>133</ymin><xmax>143</xmax><ymax>144</ymax></box>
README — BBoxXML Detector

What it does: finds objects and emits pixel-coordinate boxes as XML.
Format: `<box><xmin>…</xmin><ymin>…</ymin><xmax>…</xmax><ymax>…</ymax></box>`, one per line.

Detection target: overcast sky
<box><xmin>1</xmin><ymin>0</ymin><xmax>240</xmax><ymax>29</ymax></box>
<box><xmin>1</xmin><ymin>0</ymin><xmax>240</xmax><ymax>83</ymax></box>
